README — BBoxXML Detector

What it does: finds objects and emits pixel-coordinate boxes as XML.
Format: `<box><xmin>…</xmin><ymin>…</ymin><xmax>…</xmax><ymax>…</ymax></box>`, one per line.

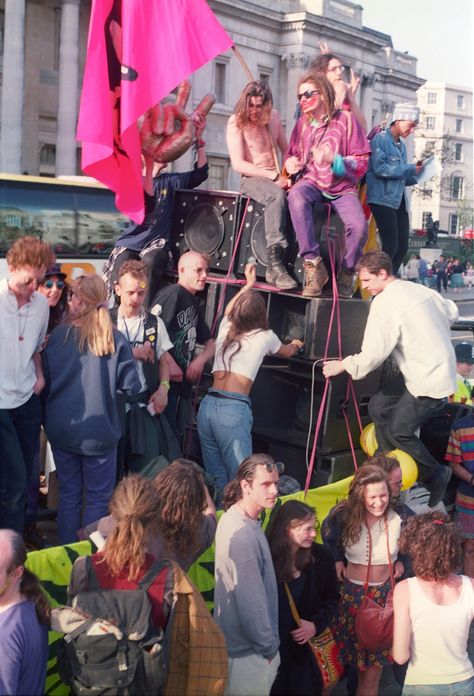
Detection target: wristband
<box><xmin>194</xmin><ymin>139</ymin><xmax>206</xmax><ymax>149</ymax></box>
<box><xmin>272</xmin><ymin>172</ymin><xmax>280</xmax><ymax>182</ymax></box>
<box><xmin>160</xmin><ymin>380</ymin><xmax>170</xmax><ymax>391</ymax></box>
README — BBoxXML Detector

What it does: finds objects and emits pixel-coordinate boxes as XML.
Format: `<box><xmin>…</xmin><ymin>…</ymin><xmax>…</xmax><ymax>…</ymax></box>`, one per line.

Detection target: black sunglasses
<box><xmin>43</xmin><ymin>279</ymin><xmax>65</xmax><ymax>290</ymax></box>
<box><xmin>298</xmin><ymin>89</ymin><xmax>320</xmax><ymax>101</ymax></box>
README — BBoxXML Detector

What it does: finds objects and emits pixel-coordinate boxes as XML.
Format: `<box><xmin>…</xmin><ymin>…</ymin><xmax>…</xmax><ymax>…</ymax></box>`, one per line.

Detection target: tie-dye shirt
<box><xmin>286</xmin><ymin>109</ymin><xmax>370</xmax><ymax>196</ymax></box>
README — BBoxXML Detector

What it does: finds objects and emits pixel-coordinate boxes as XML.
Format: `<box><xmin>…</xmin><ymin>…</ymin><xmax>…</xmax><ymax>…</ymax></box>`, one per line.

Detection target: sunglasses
<box><xmin>298</xmin><ymin>89</ymin><xmax>320</xmax><ymax>101</ymax></box>
<box><xmin>43</xmin><ymin>280</ymin><xmax>65</xmax><ymax>290</ymax></box>
<box><xmin>264</xmin><ymin>461</ymin><xmax>285</xmax><ymax>474</ymax></box>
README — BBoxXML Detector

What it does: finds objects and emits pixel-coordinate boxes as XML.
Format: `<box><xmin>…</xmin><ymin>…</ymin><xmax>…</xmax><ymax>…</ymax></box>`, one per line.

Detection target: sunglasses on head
<box><xmin>264</xmin><ymin>461</ymin><xmax>285</xmax><ymax>474</ymax></box>
<box><xmin>298</xmin><ymin>89</ymin><xmax>320</xmax><ymax>101</ymax></box>
<box><xmin>43</xmin><ymin>279</ymin><xmax>65</xmax><ymax>290</ymax></box>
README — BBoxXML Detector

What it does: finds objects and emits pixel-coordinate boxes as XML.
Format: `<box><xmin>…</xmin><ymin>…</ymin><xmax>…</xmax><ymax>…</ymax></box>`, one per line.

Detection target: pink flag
<box><xmin>77</xmin><ymin>0</ymin><xmax>233</xmax><ymax>222</ymax></box>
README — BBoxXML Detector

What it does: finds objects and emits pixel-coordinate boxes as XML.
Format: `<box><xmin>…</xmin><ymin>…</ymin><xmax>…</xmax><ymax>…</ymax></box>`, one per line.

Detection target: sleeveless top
<box><xmin>405</xmin><ymin>575</ymin><xmax>474</xmax><ymax>685</ymax></box>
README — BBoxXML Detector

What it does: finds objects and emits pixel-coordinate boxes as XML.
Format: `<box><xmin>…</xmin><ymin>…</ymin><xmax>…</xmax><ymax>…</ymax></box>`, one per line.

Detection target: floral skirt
<box><xmin>333</xmin><ymin>577</ymin><xmax>393</xmax><ymax>671</ymax></box>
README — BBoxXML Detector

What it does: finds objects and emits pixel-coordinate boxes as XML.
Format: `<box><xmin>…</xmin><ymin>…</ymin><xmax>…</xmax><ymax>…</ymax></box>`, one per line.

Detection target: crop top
<box><xmin>211</xmin><ymin>315</ymin><xmax>281</xmax><ymax>382</ymax></box>
<box><xmin>344</xmin><ymin>509</ymin><xmax>402</xmax><ymax>566</ymax></box>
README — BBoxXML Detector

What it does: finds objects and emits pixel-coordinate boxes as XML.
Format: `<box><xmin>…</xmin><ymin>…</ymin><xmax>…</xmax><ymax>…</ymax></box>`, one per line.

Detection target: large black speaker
<box><xmin>170</xmin><ymin>189</ymin><xmax>241</xmax><ymax>272</ymax></box>
<box><xmin>235</xmin><ymin>196</ymin><xmax>296</xmax><ymax>281</ymax></box>
<box><xmin>250</xmin><ymin>361</ymin><xmax>382</xmax><ymax>487</ymax></box>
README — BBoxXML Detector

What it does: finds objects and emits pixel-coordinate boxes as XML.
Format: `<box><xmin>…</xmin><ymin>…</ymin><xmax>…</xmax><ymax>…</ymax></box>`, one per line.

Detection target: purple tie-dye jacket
<box><xmin>286</xmin><ymin>109</ymin><xmax>371</xmax><ymax>196</ymax></box>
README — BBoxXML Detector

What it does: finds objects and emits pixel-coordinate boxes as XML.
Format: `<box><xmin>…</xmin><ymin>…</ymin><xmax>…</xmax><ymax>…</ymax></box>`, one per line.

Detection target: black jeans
<box><xmin>0</xmin><ymin>393</ymin><xmax>42</xmax><ymax>533</ymax></box>
<box><xmin>368</xmin><ymin>375</ymin><xmax>445</xmax><ymax>482</ymax></box>
<box><xmin>369</xmin><ymin>199</ymin><xmax>409</xmax><ymax>275</ymax></box>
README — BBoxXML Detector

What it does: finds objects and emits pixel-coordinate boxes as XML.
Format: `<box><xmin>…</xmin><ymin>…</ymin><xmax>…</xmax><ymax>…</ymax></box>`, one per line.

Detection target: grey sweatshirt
<box><xmin>214</xmin><ymin>504</ymin><xmax>279</xmax><ymax>660</ymax></box>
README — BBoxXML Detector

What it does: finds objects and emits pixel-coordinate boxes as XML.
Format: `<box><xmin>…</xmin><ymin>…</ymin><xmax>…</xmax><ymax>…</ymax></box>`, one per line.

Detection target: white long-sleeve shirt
<box><xmin>342</xmin><ymin>280</ymin><xmax>458</xmax><ymax>398</ymax></box>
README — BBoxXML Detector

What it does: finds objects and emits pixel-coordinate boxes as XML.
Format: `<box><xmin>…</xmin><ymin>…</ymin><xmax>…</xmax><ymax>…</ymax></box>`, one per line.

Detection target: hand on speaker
<box><xmin>244</xmin><ymin>262</ymin><xmax>257</xmax><ymax>287</ymax></box>
<box><xmin>322</xmin><ymin>359</ymin><xmax>346</xmax><ymax>378</ymax></box>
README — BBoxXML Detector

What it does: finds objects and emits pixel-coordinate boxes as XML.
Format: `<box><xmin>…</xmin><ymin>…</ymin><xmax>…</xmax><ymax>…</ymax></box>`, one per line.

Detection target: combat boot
<box><xmin>265</xmin><ymin>245</ymin><xmax>298</xmax><ymax>290</ymax></box>
<box><xmin>337</xmin><ymin>268</ymin><xmax>356</xmax><ymax>298</ymax></box>
<box><xmin>302</xmin><ymin>257</ymin><xmax>329</xmax><ymax>297</ymax></box>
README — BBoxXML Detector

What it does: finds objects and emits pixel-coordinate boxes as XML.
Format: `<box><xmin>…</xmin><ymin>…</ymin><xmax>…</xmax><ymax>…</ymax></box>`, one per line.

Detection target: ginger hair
<box><xmin>69</xmin><ymin>274</ymin><xmax>115</xmax><ymax>356</ymax></box>
<box><xmin>6</xmin><ymin>236</ymin><xmax>55</xmax><ymax>271</ymax></box>
<box><xmin>117</xmin><ymin>260</ymin><xmax>148</xmax><ymax>283</ymax></box>
<box><xmin>399</xmin><ymin>512</ymin><xmax>462</xmax><ymax>580</ymax></box>
<box><xmin>101</xmin><ymin>474</ymin><xmax>161</xmax><ymax>582</ymax></box>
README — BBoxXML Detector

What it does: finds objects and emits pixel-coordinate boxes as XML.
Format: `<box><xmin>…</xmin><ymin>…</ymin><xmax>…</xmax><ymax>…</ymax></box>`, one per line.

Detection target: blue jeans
<box><xmin>402</xmin><ymin>675</ymin><xmax>474</xmax><ymax>696</ymax></box>
<box><xmin>197</xmin><ymin>390</ymin><xmax>253</xmax><ymax>502</ymax></box>
<box><xmin>52</xmin><ymin>447</ymin><xmax>117</xmax><ymax>544</ymax></box>
<box><xmin>0</xmin><ymin>393</ymin><xmax>42</xmax><ymax>533</ymax></box>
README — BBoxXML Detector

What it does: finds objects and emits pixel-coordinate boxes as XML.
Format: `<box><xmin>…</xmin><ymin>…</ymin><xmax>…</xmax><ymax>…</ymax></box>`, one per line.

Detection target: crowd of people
<box><xmin>2</xmin><ymin>42</ymin><xmax>474</xmax><ymax>696</ymax></box>
<box><xmin>402</xmin><ymin>255</ymin><xmax>474</xmax><ymax>294</ymax></box>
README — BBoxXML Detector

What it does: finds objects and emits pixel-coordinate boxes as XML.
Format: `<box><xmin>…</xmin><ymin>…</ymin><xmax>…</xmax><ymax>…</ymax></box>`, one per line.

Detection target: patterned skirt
<box><xmin>332</xmin><ymin>577</ymin><xmax>393</xmax><ymax>671</ymax></box>
<box><xmin>455</xmin><ymin>491</ymin><xmax>474</xmax><ymax>538</ymax></box>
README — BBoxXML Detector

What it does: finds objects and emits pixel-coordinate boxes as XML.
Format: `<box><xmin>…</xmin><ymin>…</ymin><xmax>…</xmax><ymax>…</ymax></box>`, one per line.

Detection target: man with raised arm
<box><xmin>227</xmin><ymin>80</ymin><xmax>297</xmax><ymax>290</ymax></box>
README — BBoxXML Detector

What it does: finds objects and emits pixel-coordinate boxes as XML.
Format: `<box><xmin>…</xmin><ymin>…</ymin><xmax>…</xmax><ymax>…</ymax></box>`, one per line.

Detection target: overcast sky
<box><xmin>360</xmin><ymin>0</ymin><xmax>473</xmax><ymax>88</ymax></box>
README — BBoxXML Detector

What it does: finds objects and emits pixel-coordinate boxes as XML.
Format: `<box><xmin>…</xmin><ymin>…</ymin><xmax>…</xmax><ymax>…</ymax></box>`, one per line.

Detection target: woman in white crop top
<box><xmin>197</xmin><ymin>263</ymin><xmax>303</xmax><ymax>504</ymax></box>
<box><xmin>323</xmin><ymin>464</ymin><xmax>404</xmax><ymax>696</ymax></box>
<box><xmin>393</xmin><ymin>512</ymin><xmax>474</xmax><ymax>696</ymax></box>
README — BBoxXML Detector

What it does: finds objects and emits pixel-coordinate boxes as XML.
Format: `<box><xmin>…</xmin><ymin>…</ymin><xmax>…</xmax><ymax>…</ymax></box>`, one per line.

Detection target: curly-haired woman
<box><xmin>321</xmin><ymin>464</ymin><xmax>404</xmax><ymax>696</ymax></box>
<box><xmin>393</xmin><ymin>512</ymin><xmax>474</xmax><ymax>696</ymax></box>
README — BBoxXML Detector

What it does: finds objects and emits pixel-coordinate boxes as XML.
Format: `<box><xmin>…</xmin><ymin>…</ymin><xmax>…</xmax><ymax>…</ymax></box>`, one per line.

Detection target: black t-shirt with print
<box><xmin>151</xmin><ymin>284</ymin><xmax>211</xmax><ymax>397</ymax></box>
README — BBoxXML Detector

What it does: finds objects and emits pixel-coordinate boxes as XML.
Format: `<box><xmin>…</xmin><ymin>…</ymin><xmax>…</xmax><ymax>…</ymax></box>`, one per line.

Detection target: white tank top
<box><xmin>405</xmin><ymin>575</ymin><xmax>474</xmax><ymax>685</ymax></box>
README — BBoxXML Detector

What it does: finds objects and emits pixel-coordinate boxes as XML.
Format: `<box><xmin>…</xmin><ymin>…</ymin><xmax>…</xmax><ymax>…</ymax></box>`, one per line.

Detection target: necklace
<box><xmin>18</xmin><ymin>304</ymin><xmax>30</xmax><ymax>341</ymax></box>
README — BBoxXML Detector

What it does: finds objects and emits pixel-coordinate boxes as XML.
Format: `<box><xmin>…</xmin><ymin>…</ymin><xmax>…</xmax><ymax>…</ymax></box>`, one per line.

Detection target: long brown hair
<box><xmin>267</xmin><ymin>500</ymin><xmax>316</xmax><ymax>582</ymax></box>
<box><xmin>234</xmin><ymin>80</ymin><xmax>273</xmax><ymax>129</ymax></box>
<box><xmin>297</xmin><ymin>73</ymin><xmax>337</xmax><ymax>121</ymax></box>
<box><xmin>399</xmin><ymin>512</ymin><xmax>462</xmax><ymax>580</ymax></box>
<box><xmin>101</xmin><ymin>474</ymin><xmax>161</xmax><ymax>581</ymax></box>
<box><xmin>327</xmin><ymin>464</ymin><xmax>392</xmax><ymax>547</ymax></box>
<box><xmin>69</xmin><ymin>274</ymin><xmax>115</xmax><ymax>356</ymax></box>
<box><xmin>219</xmin><ymin>290</ymin><xmax>268</xmax><ymax>372</ymax></box>
<box><xmin>8</xmin><ymin>531</ymin><xmax>50</xmax><ymax>625</ymax></box>
<box><xmin>153</xmin><ymin>459</ymin><xmax>207</xmax><ymax>559</ymax></box>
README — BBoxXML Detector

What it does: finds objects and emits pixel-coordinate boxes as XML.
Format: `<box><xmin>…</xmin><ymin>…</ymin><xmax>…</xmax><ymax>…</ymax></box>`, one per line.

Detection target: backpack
<box><xmin>54</xmin><ymin>557</ymin><xmax>174</xmax><ymax>695</ymax></box>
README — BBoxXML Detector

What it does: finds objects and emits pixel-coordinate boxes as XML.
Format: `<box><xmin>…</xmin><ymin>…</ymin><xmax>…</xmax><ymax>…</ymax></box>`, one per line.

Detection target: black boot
<box><xmin>265</xmin><ymin>245</ymin><xmax>298</xmax><ymax>290</ymax></box>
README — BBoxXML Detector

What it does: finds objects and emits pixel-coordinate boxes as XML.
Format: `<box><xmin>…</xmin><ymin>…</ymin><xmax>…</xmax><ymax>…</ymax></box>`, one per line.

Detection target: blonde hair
<box><xmin>102</xmin><ymin>474</ymin><xmax>161</xmax><ymax>581</ymax></box>
<box><xmin>70</xmin><ymin>275</ymin><xmax>115</xmax><ymax>356</ymax></box>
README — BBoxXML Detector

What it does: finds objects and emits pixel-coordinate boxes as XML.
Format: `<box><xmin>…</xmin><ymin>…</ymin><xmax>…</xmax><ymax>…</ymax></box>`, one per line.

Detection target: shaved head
<box><xmin>178</xmin><ymin>251</ymin><xmax>208</xmax><ymax>294</ymax></box>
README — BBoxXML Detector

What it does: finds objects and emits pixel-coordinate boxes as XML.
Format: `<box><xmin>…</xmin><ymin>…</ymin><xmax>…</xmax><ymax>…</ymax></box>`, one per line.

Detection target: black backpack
<box><xmin>56</xmin><ymin>557</ymin><xmax>174</xmax><ymax>695</ymax></box>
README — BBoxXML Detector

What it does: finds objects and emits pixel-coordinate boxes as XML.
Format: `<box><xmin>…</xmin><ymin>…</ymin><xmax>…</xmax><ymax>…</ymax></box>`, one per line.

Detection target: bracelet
<box><xmin>194</xmin><ymin>139</ymin><xmax>206</xmax><ymax>149</ymax></box>
<box><xmin>272</xmin><ymin>172</ymin><xmax>280</xmax><ymax>182</ymax></box>
<box><xmin>160</xmin><ymin>380</ymin><xmax>170</xmax><ymax>391</ymax></box>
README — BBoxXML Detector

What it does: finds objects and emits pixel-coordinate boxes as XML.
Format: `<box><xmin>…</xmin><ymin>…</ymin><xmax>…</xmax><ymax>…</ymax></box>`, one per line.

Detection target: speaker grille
<box><xmin>183</xmin><ymin>203</ymin><xmax>225</xmax><ymax>255</ymax></box>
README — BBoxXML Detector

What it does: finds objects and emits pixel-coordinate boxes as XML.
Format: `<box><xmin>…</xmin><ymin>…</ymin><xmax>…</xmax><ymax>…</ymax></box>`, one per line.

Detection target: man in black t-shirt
<box><xmin>150</xmin><ymin>251</ymin><xmax>215</xmax><ymax>441</ymax></box>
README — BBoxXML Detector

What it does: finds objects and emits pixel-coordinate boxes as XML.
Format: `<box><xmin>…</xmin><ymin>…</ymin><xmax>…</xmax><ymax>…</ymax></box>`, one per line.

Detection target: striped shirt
<box><xmin>445</xmin><ymin>414</ymin><xmax>474</xmax><ymax>496</ymax></box>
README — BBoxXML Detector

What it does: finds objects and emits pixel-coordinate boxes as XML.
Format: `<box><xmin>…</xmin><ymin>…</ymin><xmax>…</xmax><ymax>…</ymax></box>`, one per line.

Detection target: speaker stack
<box><xmin>171</xmin><ymin>188</ymin><xmax>378</xmax><ymax>488</ymax></box>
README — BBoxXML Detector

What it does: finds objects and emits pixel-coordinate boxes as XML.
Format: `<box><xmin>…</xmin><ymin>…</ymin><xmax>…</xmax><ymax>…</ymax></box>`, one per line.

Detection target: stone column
<box><xmin>281</xmin><ymin>52</ymin><xmax>310</xmax><ymax>140</ymax></box>
<box><xmin>56</xmin><ymin>0</ymin><xmax>80</xmax><ymax>175</ymax></box>
<box><xmin>0</xmin><ymin>0</ymin><xmax>26</xmax><ymax>172</ymax></box>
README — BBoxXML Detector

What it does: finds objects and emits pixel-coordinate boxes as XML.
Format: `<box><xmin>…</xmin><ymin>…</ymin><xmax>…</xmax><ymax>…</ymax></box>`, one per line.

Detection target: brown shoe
<box><xmin>337</xmin><ymin>268</ymin><xmax>355</xmax><ymax>297</ymax></box>
<box><xmin>303</xmin><ymin>257</ymin><xmax>329</xmax><ymax>297</ymax></box>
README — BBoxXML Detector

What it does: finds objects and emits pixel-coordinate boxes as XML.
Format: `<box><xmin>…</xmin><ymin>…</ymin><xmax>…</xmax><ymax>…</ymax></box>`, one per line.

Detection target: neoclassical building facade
<box><xmin>0</xmin><ymin>0</ymin><xmax>424</xmax><ymax>187</ymax></box>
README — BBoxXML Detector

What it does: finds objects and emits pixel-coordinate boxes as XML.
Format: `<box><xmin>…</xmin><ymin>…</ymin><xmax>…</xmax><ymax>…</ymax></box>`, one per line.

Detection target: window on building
<box><xmin>40</xmin><ymin>145</ymin><xmax>56</xmax><ymax>165</ymax></box>
<box><xmin>214</xmin><ymin>62</ymin><xmax>227</xmax><ymax>104</ymax></box>
<box><xmin>455</xmin><ymin>143</ymin><xmax>463</xmax><ymax>162</ymax></box>
<box><xmin>449</xmin><ymin>214</ymin><xmax>459</xmax><ymax>235</ymax></box>
<box><xmin>451</xmin><ymin>175</ymin><xmax>464</xmax><ymax>200</ymax></box>
<box><xmin>208</xmin><ymin>157</ymin><xmax>230</xmax><ymax>190</ymax></box>
<box><xmin>427</xmin><ymin>92</ymin><xmax>437</xmax><ymax>105</ymax></box>
<box><xmin>457</xmin><ymin>94</ymin><xmax>465</xmax><ymax>110</ymax></box>
<box><xmin>425</xmin><ymin>116</ymin><xmax>436</xmax><ymax>130</ymax></box>
<box><xmin>456</xmin><ymin>119</ymin><xmax>463</xmax><ymax>133</ymax></box>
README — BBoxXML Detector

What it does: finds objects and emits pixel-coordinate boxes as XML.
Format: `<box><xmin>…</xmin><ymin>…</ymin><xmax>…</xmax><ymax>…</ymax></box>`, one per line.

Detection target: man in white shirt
<box><xmin>323</xmin><ymin>249</ymin><xmax>458</xmax><ymax>507</ymax></box>
<box><xmin>0</xmin><ymin>237</ymin><xmax>54</xmax><ymax>533</ymax></box>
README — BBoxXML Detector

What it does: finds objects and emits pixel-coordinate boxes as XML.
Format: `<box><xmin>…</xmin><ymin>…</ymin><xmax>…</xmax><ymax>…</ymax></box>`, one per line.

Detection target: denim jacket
<box><xmin>366</xmin><ymin>128</ymin><xmax>418</xmax><ymax>209</ymax></box>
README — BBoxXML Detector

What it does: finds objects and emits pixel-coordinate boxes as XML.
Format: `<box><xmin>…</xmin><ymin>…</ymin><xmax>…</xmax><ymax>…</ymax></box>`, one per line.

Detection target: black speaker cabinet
<box><xmin>250</xmin><ymin>361</ymin><xmax>383</xmax><ymax>486</ymax></box>
<box><xmin>235</xmin><ymin>196</ymin><xmax>296</xmax><ymax>281</ymax></box>
<box><xmin>170</xmin><ymin>189</ymin><xmax>241</xmax><ymax>272</ymax></box>
<box><xmin>267</xmin><ymin>293</ymin><xmax>370</xmax><ymax>361</ymax></box>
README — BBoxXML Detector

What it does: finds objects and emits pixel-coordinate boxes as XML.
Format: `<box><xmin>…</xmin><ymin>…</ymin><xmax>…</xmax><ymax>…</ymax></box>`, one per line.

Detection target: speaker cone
<box><xmin>183</xmin><ymin>203</ymin><xmax>225</xmax><ymax>255</ymax></box>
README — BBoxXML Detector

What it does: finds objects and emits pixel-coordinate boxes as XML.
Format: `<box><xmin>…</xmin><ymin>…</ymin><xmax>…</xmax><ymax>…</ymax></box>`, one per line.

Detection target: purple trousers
<box><xmin>52</xmin><ymin>447</ymin><xmax>117</xmax><ymax>545</ymax></box>
<box><xmin>287</xmin><ymin>179</ymin><xmax>367</xmax><ymax>270</ymax></box>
